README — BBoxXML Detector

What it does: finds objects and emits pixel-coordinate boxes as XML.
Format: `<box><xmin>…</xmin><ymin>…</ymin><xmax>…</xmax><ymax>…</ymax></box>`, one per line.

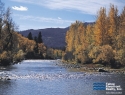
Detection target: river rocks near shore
<box><xmin>0</xmin><ymin>60</ymin><xmax>125</xmax><ymax>81</ymax></box>
<box><xmin>0</xmin><ymin>76</ymin><xmax>11</xmax><ymax>80</ymax></box>
<box><xmin>56</xmin><ymin>60</ymin><xmax>125</xmax><ymax>74</ymax></box>
<box><xmin>0</xmin><ymin>72</ymin><xmax>11</xmax><ymax>81</ymax></box>
<box><xmin>98</xmin><ymin>69</ymin><xmax>109</xmax><ymax>72</ymax></box>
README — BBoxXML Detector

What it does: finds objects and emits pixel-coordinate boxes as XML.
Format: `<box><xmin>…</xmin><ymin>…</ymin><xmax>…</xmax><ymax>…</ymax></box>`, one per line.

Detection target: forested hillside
<box><xmin>20</xmin><ymin>22</ymin><xmax>94</xmax><ymax>49</ymax></box>
<box><xmin>63</xmin><ymin>5</ymin><xmax>125</xmax><ymax>68</ymax></box>
<box><xmin>20</xmin><ymin>28</ymin><xmax>68</xmax><ymax>49</ymax></box>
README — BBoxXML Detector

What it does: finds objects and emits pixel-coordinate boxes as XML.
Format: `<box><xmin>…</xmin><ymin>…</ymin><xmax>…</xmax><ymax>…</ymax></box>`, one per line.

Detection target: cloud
<box><xmin>10</xmin><ymin>0</ymin><xmax>125</xmax><ymax>15</ymax></box>
<box><xmin>58</xmin><ymin>17</ymin><xmax>62</xmax><ymax>20</ymax></box>
<box><xmin>13</xmin><ymin>14</ymin><xmax>74</xmax><ymax>24</ymax></box>
<box><xmin>14</xmin><ymin>14</ymin><xmax>72</xmax><ymax>30</ymax></box>
<box><xmin>12</xmin><ymin>6</ymin><xmax>28</xmax><ymax>11</ymax></box>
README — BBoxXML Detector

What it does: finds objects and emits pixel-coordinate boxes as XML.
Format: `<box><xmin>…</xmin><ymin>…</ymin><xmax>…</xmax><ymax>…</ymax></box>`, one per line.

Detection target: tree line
<box><xmin>0</xmin><ymin>0</ymin><xmax>47</xmax><ymax>66</ymax></box>
<box><xmin>26</xmin><ymin>31</ymin><xmax>64</xmax><ymax>59</ymax></box>
<box><xmin>0</xmin><ymin>0</ymin><xmax>65</xmax><ymax>66</ymax></box>
<box><xmin>63</xmin><ymin>5</ymin><xmax>125</xmax><ymax>68</ymax></box>
<box><xmin>0</xmin><ymin>0</ymin><xmax>19</xmax><ymax>66</ymax></box>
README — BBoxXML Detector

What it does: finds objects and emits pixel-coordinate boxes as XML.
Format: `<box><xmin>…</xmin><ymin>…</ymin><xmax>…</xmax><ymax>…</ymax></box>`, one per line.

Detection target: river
<box><xmin>0</xmin><ymin>60</ymin><xmax>125</xmax><ymax>95</ymax></box>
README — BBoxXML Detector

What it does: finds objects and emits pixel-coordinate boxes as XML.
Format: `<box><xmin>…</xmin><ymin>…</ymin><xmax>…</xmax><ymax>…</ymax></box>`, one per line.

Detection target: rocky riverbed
<box><xmin>0</xmin><ymin>60</ymin><xmax>125</xmax><ymax>81</ymax></box>
<box><xmin>57</xmin><ymin>60</ymin><xmax>125</xmax><ymax>74</ymax></box>
<box><xmin>0</xmin><ymin>60</ymin><xmax>125</xmax><ymax>95</ymax></box>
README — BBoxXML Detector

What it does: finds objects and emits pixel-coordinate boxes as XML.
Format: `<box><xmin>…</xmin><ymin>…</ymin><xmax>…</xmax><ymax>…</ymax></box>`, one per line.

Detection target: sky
<box><xmin>2</xmin><ymin>0</ymin><xmax>125</xmax><ymax>31</ymax></box>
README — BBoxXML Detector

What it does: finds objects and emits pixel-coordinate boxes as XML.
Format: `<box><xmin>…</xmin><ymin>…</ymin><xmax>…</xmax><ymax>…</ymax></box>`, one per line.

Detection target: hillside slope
<box><xmin>20</xmin><ymin>22</ymin><xmax>94</xmax><ymax>49</ymax></box>
<box><xmin>20</xmin><ymin>27</ymin><xmax>69</xmax><ymax>49</ymax></box>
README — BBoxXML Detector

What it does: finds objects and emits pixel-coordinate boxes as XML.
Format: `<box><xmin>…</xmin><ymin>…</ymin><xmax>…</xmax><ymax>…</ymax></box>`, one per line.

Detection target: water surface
<box><xmin>0</xmin><ymin>60</ymin><xmax>125</xmax><ymax>95</ymax></box>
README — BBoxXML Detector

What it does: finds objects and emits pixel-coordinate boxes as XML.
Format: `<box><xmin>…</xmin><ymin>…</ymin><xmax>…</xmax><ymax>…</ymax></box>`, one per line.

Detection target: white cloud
<box><xmin>58</xmin><ymin>17</ymin><xmax>62</xmax><ymax>20</ymax></box>
<box><xmin>10</xmin><ymin>0</ymin><xmax>125</xmax><ymax>15</ymax></box>
<box><xmin>19</xmin><ymin>24</ymin><xmax>67</xmax><ymax>31</ymax></box>
<box><xmin>12</xmin><ymin>6</ymin><xmax>28</xmax><ymax>11</ymax></box>
<box><xmin>13</xmin><ymin>14</ymin><xmax>74</xmax><ymax>24</ymax></box>
<box><xmin>13</xmin><ymin>14</ymin><xmax>74</xmax><ymax>30</ymax></box>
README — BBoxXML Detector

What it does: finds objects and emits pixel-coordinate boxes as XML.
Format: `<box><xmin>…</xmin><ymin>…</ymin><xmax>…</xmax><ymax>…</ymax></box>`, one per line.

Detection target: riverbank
<box><xmin>57</xmin><ymin>60</ymin><xmax>125</xmax><ymax>74</ymax></box>
<box><xmin>0</xmin><ymin>59</ymin><xmax>125</xmax><ymax>81</ymax></box>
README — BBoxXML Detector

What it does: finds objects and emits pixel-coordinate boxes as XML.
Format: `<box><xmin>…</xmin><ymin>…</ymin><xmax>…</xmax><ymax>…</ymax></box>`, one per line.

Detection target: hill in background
<box><xmin>20</xmin><ymin>27</ymin><xmax>69</xmax><ymax>49</ymax></box>
<box><xmin>20</xmin><ymin>22</ymin><xmax>94</xmax><ymax>49</ymax></box>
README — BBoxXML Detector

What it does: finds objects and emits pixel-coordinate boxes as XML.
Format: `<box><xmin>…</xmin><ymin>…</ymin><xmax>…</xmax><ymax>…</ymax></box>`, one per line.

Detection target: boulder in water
<box><xmin>98</xmin><ymin>68</ymin><xmax>108</xmax><ymax>72</ymax></box>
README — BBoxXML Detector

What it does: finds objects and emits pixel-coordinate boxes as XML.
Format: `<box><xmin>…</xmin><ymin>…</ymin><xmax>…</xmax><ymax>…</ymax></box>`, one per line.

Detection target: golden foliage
<box><xmin>0</xmin><ymin>51</ymin><xmax>8</xmax><ymax>59</ymax></box>
<box><xmin>66</xmin><ymin>21</ymin><xmax>86</xmax><ymax>54</ymax></box>
<box><xmin>64</xmin><ymin>5</ymin><xmax>125</xmax><ymax>67</ymax></box>
<box><xmin>38</xmin><ymin>43</ymin><xmax>46</xmax><ymax>53</ymax></box>
<box><xmin>86</xmin><ymin>24</ymin><xmax>94</xmax><ymax>45</ymax></box>
<box><xmin>13</xmin><ymin>50</ymin><xmax>25</xmax><ymax>61</ymax></box>
<box><xmin>115</xmin><ymin>49</ymin><xmax>125</xmax><ymax>65</ymax></box>
<box><xmin>94</xmin><ymin>7</ymin><xmax>108</xmax><ymax>45</ymax></box>
<box><xmin>89</xmin><ymin>45</ymin><xmax>114</xmax><ymax>64</ymax></box>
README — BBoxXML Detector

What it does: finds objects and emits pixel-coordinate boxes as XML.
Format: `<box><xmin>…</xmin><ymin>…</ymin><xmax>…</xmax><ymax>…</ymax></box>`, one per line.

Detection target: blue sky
<box><xmin>2</xmin><ymin>0</ymin><xmax>125</xmax><ymax>30</ymax></box>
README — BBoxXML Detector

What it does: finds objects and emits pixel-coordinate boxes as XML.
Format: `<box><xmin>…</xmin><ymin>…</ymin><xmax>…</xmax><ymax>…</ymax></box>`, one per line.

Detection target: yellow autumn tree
<box><xmin>94</xmin><ymin>7</ymin><xmax>108</xmax><ymax>46</ymax></box>
<box><xmin>75</xmin><ymin>21</ymin><xmax>86</xmax><ymax>54</ymax></box>
<box><xmin>116</xmin><ymin>6</ymin><xmax>125</xmax><ymax>49</ymax></box>
<box><xmin>114</xmin><ymin>7</ymin><xmax>125</xmax><ymax>66</ymax></box>
<box><xmin>119</xmin><ymin>7</ymin><xmax>125</xmax><ymax>33</ymax></box>
<box><xmin>65</xmin><ymin>21</ymin><xmax>89</xmax><ymax>63</ymax></box>
<box><xmin>86</xmin><ymin>24</ymin><xmax>94</xmax><ymax>45</ymax></box>
<box><xmin>63</xmin><ymin>4</ymin><xmax>125</xmax><ymax>67</ymax></box>
<box><xmin>65</xmin><ymin>24</ymin><xmax>75</xmax><ymax>52</ymax></box>
<box><xmin>108</xmin><ymin>4</ymin><xmax>119</xmax><ymax>48</ymax></box>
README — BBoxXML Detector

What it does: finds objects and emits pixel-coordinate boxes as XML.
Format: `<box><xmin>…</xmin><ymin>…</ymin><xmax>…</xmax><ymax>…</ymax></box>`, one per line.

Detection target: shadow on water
<box><xmin>0</xmin><ymin>80</ymin><xmax>14</xmax><ymax>95</ymax></box>
<box><xmin>0</xmin><ymin>65</ymin><xmax>18</xmax><ymax>72</ymax></box>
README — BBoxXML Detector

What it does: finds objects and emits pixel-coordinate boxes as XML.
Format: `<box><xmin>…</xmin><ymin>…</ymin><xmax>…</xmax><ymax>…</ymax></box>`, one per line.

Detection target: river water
<box><xmin>0</xmin><ymin>60</ymin><xmax>125</xmax><ymax>95</ymax></box>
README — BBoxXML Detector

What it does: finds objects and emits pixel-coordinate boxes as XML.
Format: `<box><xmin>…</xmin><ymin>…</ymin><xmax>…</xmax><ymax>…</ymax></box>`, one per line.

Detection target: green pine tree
<box><xmin>34</xmin><ymin>36</ymin><xmax>38</xmax><ymax>43</ymax></box>
<box><xmin>27</xmin><ymin>32</ymin><xmax>33</xmax><ymax>40</ymax></box>
<box><xmin>38</xmin><ymin>32</ymin><xmax>43</xmax><ymax>43</ymax></box>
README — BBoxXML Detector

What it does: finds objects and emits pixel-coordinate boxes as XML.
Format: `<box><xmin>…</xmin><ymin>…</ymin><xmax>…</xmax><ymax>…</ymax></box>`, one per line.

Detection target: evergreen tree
<box><xmin>27</xmin><ymin>32</ymin><xmax>33</xmax><ymax>40</ymax></box>
<box><xmin>33</xmin><ymin>36</ymin><xmax>38</xmax><ymax>53</ymax></box>
<box><xmin>34</xmin><ymin>36</ymin><xmax>38</xmax><ymax>43</ymax></box>
<box><xmin>38</xmin><ymin>32</ymin><xmax>43</xmax><ymax>43</ymax></box>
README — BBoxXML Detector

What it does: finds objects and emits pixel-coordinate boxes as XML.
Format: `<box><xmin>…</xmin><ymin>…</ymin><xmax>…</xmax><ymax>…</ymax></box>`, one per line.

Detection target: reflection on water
<box><xmin>0</xmin><ymin>60</ymin><xmax>125</xmax><ymax>95</ymax></box>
